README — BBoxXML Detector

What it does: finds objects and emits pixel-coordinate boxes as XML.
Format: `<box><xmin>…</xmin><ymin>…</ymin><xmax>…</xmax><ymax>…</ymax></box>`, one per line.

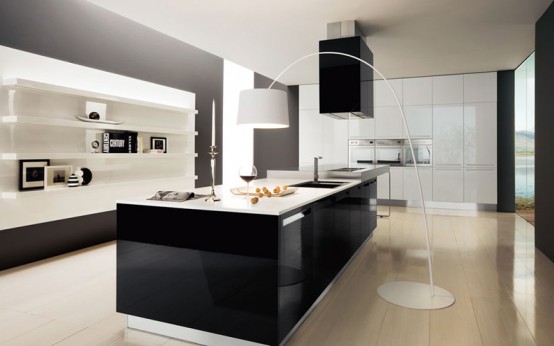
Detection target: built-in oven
<box><xmin>404</xmin><ymin>139</ymin><xmax>432</xmax><ymax>166</ymax></box>
<box><xmin>348</xmin><ymin>139</ymin><xmax>375</xmax><ymax>165</ymax></box>
<box><xmin>375</xmin><ymin>139</ymin><xmax>403</xmax><ymax>166</ymax></box>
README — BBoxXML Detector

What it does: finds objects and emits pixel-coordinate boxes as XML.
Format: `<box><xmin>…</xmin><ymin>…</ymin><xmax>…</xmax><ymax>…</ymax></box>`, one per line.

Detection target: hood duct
<box><xmin>319</xmin><ymin>20</ymin><xmax>373</xmax><ymax>119</ymax></box>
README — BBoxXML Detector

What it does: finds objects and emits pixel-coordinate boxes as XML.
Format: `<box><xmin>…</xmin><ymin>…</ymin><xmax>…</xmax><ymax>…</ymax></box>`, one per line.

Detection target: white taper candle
<box><xmin>211</xmin><ymin>99</ymin><xmax>216</xmax><ymax>146</ymax></box>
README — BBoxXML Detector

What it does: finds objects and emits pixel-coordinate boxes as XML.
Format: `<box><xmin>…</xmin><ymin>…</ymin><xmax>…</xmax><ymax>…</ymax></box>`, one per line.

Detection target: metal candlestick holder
<box><xmin>205</xmin><ymin>145</ymin><xmax>221</xmax><ymax>202</ymax></box>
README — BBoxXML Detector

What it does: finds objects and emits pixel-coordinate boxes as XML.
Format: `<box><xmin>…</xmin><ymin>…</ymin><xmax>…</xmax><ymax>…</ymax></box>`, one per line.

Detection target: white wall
<box><xmin>222</xmin><ymin>60</ymin><xmax>254</xmax><ymax>187</ymax></box>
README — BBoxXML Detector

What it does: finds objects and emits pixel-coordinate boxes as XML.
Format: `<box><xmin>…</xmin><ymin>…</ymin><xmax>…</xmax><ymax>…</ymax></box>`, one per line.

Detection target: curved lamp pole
<box><xmin>251</xmin><ymin>51</ymin><xmax>455</xmax><ymax>309</ymax></box>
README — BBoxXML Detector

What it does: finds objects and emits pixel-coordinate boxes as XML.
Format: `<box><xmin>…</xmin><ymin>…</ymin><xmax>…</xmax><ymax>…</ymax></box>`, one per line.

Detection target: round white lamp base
<box><xmin>377</xmin><ymin>281</ymin><xmax>455</xmax><ymax>310</ymax></box>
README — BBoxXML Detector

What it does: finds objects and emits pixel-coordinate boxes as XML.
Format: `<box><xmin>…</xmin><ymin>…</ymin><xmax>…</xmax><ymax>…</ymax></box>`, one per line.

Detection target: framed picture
<box><xmin>150</xmin><ymin>137</ymin><xmax>167</xmax><ymax>153</ymax></box>
<box><xmin>44</xmin><ymin>165</ymin><xmax>73</xmax><ymax>189</ymax></box>
<box><xmin>19</xmin><ymin>159</ymin><xmax>50</xmax><ymax>191</ymax></box>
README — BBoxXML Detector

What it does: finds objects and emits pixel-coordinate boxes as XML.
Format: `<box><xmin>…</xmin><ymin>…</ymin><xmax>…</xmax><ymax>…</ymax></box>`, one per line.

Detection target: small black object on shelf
<box><xmin>81</xmin><ymin>168</ymin><xmax>93</xmax><ymax>185</ymax></box>
<box><xmin>88</xmin><ymin>111</ymin><xmax>100</xmax><ymax>120</ymax></box>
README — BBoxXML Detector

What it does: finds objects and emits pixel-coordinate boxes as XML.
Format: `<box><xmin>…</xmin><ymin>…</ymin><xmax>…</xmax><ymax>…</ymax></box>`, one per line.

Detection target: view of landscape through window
<box><xmin>515</xmin><ymin>52</ymin><xmax>535</xmax><ymax>225</ymax></box>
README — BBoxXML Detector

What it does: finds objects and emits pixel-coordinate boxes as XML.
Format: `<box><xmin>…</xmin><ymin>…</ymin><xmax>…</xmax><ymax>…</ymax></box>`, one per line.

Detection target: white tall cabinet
<box><xmin>402</xmin><ymin>78</ymin><xmax>433</xmax><ymax>138</ymax></box>
<box><xmin>374</xmin><ymin>79</ymin><xmax>403</xmax><ymax>139</ymax></box>
<box><xmin>432</xmin><ymin>75</ymin><xmax>464</xmax><ymax>203</ymax></box>
<box><xmin>462</xmin><ymin>72</ymin><xmax>497</xmax><ymax>204</ymax></box>
<box><xmin>298</xmin><ymin>71</ymin><xmax>498</xmax><ymax>207</ymax></box>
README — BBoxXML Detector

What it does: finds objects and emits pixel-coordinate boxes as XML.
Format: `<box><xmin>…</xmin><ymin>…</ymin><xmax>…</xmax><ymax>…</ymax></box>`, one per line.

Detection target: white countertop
<box><xmin>116</xmin><ymin>165</ymin><xmax>390</xmax><ymax>216</ymax></box>
<box><xmin>116</xmin><ymin>177</ymin><xmax>358</xmax><ymax>216</ymax></box>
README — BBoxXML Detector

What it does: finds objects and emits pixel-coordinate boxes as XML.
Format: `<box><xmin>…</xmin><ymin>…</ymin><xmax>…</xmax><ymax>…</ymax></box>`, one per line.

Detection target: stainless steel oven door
<box><xmin>404</xmin><ymin>139</ymin><xmax>432</xmax><ymax>166</ymax></box>
<box><xmin>348</xmin><ymin>139</ymin><xmax>374</xmax><ymax>165</ymax></box>
<box><xmin>375</xmin><ymin>139</ymin><xmax>403</xmax><ymax>166</ymax></box>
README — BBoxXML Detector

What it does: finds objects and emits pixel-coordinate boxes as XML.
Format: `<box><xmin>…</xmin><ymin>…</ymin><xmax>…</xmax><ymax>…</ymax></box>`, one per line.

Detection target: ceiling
<box><xmin>86</xmin><ymin>0</ymin><xmax>552</xmax><ymax>86</ymax></box>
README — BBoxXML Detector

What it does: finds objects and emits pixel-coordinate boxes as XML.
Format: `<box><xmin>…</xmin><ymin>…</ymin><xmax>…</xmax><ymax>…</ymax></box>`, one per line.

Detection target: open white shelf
<box><xmin>0</xmin><ymin>48</ymin><xmax>198</xmax><ymax>230</ymax></box>
<box><xmin>3</xmin><ymin>78</ymin><xmax>198</xmax><ymax>114</ymax></box>
<box><xmin>1</xmin><ymin>175</ymin><xmax>199</xmax><ymax>199</ymax></box>
<box><xmin>1</xmin><ymin>115</ymin><xmax>198</xmax><ymax>135</ymax></box>
<box><xmin>0</xmin><ymin>152</ymin><xmax>198</xmax><ymax>160</ymax></box>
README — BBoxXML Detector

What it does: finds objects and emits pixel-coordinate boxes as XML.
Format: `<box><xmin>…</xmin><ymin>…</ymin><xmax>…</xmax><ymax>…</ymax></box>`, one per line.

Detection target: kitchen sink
<box><xmin>291</xmin><ymin>181</ymin><xmax>346</xmax><ymax>188</ymax></box>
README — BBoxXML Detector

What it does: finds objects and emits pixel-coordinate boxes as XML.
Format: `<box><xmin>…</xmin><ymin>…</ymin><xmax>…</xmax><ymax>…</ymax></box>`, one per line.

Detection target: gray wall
<box><xmin>536</xmin><ymin>2</ymin><xmax>554</xmax><ymax>262</ymax></box>
<box><xmin>253</xmin><ymin>73</ymin><xmax>299</xmax><ymax>178</ymax></box>
<box><xmin>497</xmin><ymin>70</ymin><xmax>516</xmax><ymax>213</ymax></box>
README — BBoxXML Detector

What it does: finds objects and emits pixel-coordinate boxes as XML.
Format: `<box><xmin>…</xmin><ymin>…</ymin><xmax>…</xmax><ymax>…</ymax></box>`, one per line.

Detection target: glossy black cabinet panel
<box><xmin>334</xmin><ymin>190</ymin><xmax>352</xmax><ymax>264</ymax></box>
<box><xmin>360</xmin><ymin>181</ymin><xmax>372</xmax><ymax>242</ymax></box>
<box><xmin>117</xmin><ymin>204</ymin><xmax>279</xmax><ymax>345</ymax></box>
<box><xmin>313</xmin><ymin>197</ymin><xmax>337</xmax><ymax>295</ymax></box>
<box><xmin>278</xmin><ymin>206</ymin><xmax>315</xmax><ymax>341</ymax></box>
<box><xmin>369</xmin><ymin>179</ymin><xmax>378</xmax><ymax>233</ymax></box>
<box><xmin>349</xmin><ymin>185</ymin><xmax>362</xmax><ymax>254</ymax></box>
<box><xmin>117</xmin><ymin>184</ymin><xmax>379</xmax><ymax>346</ymax></box>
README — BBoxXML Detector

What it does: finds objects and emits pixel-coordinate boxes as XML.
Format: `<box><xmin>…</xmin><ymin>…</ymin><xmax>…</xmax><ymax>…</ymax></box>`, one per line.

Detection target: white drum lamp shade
<box><xmin>237</xmin><ymin>88</ymin><xmax>289</xmax><ymax>128</ymax></box>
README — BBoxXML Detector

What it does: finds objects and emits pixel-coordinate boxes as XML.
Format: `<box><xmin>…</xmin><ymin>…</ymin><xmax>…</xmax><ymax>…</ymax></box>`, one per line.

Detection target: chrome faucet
<box><xmin>314</xmin><ymin>156</ymin><xmax>323</xmax><ymax>183</ymax></box>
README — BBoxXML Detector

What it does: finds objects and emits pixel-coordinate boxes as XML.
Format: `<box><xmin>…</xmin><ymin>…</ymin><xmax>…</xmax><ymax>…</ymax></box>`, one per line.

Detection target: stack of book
<box><xmin>102</xmin><ymin>131</ymin><xmax>138</xmax><ymax>153</ymax></box>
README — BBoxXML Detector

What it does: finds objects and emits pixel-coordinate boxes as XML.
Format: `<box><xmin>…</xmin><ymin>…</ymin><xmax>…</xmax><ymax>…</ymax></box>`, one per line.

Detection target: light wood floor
<box><xmin>516</xmin><ymin>209</ymin><xmax>535</xmax><ymax>226</ymax></box>
<box><xmin>0</xmin><ymin>206</ymin><xmax>551</xmax><ymax>346</ymax></box>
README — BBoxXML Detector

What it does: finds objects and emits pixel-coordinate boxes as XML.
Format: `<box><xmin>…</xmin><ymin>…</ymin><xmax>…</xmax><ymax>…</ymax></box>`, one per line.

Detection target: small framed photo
<box><xmin>44</xmin><ymin>165</ymin><xmax>73</xmax><ymax>189</ymax></box>
<box><xmin>150</xmin><ymin>137</ymin><xmax>167</xmax><ymax>153</ymax></box>
<box><xmin>19</xmin><ymin>159</ymin><xmax>50</xmax><ymax>191</ymax></box>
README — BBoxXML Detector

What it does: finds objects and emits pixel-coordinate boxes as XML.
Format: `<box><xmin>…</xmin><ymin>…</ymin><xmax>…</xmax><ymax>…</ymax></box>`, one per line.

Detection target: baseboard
<box><xmin>0</xmin><ymin>211</ymin><xmax>116</xmax><ymax>271</ymax></box>
<box><xmin>378</xmin><ymin>199</ymin><xmax>497</xmax><ymax>211</ymax></box>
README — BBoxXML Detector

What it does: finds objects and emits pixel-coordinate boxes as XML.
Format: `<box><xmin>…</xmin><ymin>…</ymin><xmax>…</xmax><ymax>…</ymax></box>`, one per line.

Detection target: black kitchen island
<box><xmin>116</xmin><ymin>166</ymin><xmax>388</xmax><ymax>346</ymax></box>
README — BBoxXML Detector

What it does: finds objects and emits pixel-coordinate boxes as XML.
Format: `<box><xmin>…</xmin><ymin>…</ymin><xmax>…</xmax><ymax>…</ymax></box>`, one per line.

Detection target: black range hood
<box><xmin>319</xmin><ymin>22</ymin><xmax>373</xmax><ymax>119</ymax></box>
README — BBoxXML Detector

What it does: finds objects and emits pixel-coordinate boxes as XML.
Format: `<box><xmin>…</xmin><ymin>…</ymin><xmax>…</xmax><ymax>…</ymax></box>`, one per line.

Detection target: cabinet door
<box><xmin>368</xmin><ymin>179</ymin><xmax>377</xmax><ymax>234</ymax></box>
<box><xmin>359</xmin><ymin>181</ymin><xmax>372</xmax><ymax>241</ymax></box>
<box><xmin>322</xmin><ymin>116</ymin><xmax>348</xmax><ymax>166</ymax></box>
<box><xmin>404</xmin><ymin>105</ymin><xmax>432</xmax><ymax>138</ymax></box>
<box><xmin>313</xmin><ymin>198</ymin><xmax>336</xmax><ymax>294</ymax></box>
<box><xmin>433</xmin><ymin>105</ymin><xmax>463</xmax><ymax>166</ymax></box>
<box><xmin>348</xmin><ymin>117</ymin><xmax>375</xmax><ymax>139</ymax></box>
<box><xmin>299</xmin><ymin>84</ymin><xmax>319</xmax><ymax>110</ymax></box>
<box><xmin>299</xmin><ymin>109</ymin><xmax>323</xmax><ymax>167</ymax></box>
<box><xmin>374</xmin><ymin>79</ymin><xmax>403</xmax><ymax>107</ymax></box>
<box><xmin>433</xmin><ymin>75</ymin><xmax>463</xmax><ymax>105</ymax></box>
<box><xmin>334</xmin><ymin>190</ymin><xmax>351</xmax><ymax>266</ymax></box>
<box><xmin>433</xmin><ymin>167</ymin><xmax>463</xmax><ymax>202</ymax></box>
<box><xmin>280</xmin><ymin>205</ymin><xmax>315</xmax><ymax>341</ymax></box>
<box><xmin>464</xmin><ymin>102</ymin><xmax>497</xmax><ymax>166</ymax></box>
<box><xmin>375</xmin><ymin>106</ymin><xmax>403</xmax><ymax>139</ymax></box>
<box><xmin>464</xmin><ymin>168</ymin><xmax>497</xmax><ymax>204</ymax></box>
<box><xmin>403</xmin><ymin>77</ymin><xmax>432</xmax><ymax>106</ymax></box>
<box><xmin>377</xmin><ymin>166</ymin><xmax>403</xmax><ymax>200</ymax></box>
<box><xmin>403</xmin><ymin>167</ymin><xmax>432</xmax><ymax>201</ymax></box>
<box><xmin>464</xmin><ymin>72</ymin><xmax>497</xmax><ymax>103</ymax></box>
<box><xmin>348</xmin><ymin>185</ymin><xmax>362</xmax><ymax>255</ymax></box>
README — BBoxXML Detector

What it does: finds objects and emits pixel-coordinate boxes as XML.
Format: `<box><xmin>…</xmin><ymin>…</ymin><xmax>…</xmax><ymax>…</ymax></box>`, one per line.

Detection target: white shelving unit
<box><xmin>3</xmin><ymin>78</ymin><xmax>197</xmax><ymax>114</ymax></box>
<box><xmin>0</xmin><ymin>74</ymin><xmax>198</xmax><ymax>231</ymax></box>
<box><xmin>1</xmin><ymin>115</ymin><xmax>198</xmax><ymax>135</ymax></box>
<box><xmin>1</xmin><ymin>175</ymin><xmax>199</xmax><ymax>200</ymax></box>
<box><xmin>1</xmin><ymin>152</ymin><xmax>198</xmax><ymax>160</ymax></box>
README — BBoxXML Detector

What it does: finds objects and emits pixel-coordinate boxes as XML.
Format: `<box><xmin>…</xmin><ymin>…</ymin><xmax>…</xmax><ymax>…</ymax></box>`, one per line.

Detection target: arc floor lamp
<box><xmin>237</xmin><ymin>51</ymin><xmax>455</xmax><ymax>310</ymax></box>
